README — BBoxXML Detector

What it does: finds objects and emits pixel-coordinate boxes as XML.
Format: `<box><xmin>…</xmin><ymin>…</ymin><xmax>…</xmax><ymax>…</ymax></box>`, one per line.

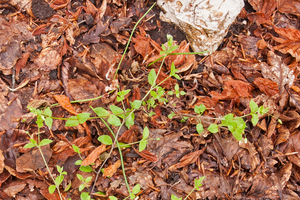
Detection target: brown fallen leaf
<box><xmin>253</xmin><ymin>77</ymin><xmax>279</xmax><ymax>96</ymax></box>
<box><xmin>0</xmin><ymin>150</ymin><xmax>4</xmax><ymax>174</ymax></box>
<box><xmin>103</xmin><ymin>160</ymin><xmax>121</xmax><ymax>177</ymax></box>
<box><xmin>81</xmin><ymin>144</ymin><xmax>106</xmax><ymax>166</ymax></box>
<box><xmin>3</xmin><ymin>180</ymin><xmax>26</xmax><ymax>197</ymax></box>
<box><xmin>133</xmin><ymin>148</ymin><xmax>158</xmax><ymax>162</ymax></box>
<box><xmin>169</xmin><ymin>147</ymin><xmax>206</xmax><ymax>171</ymax></box>
<box><xmin>16</xmin><ymin>144</ymin><xmax>52</xmax><ymax>173</ymax></box>
<box><xmin>53</xmin><ymin>95</ymin><xmax>77</xmax><ymax>115</ymax></box>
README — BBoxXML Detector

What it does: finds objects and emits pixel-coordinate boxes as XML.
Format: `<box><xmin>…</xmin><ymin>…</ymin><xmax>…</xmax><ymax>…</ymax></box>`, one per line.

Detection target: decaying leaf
<box><xmin>53</xmin><ymin>95</ymin><xmax>77</xmax><ymax>115</ymax></box>
<box><xmin>81</xmin><ymin>144</ymin><xmax>106</xmax><ymax>166</ymax></box>
<box><xmin>103</xmin><ymin>160</ymin><xmax>121</xmax><ymax>177</ymax></box>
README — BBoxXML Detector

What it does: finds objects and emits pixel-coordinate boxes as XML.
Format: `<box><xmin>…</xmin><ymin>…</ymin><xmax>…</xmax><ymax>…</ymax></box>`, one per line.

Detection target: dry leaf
<box><xmin>103</xmin><ymin>160</ymin><xmax>121</xmax><ymax>177</ymax></box>
<box><xmin>81</xmin><ymin>144</ymin><xmax>106</xmax><ymax>166</ymax></box>
<box><xmin>253</xmin><ymin>77</ymin><xmax>279</xmax><ymax>96</ymax></box>
<box><xmin>53</xmin><ymin>95</ymin><xmax>77</xmax><ymax>115</ymax></box>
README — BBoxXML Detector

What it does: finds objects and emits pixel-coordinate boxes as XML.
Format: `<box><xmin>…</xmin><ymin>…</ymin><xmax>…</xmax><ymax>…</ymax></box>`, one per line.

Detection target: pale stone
<box><xmin>157</xmin><ymin>0</ymin><xmax>244</xmax><ymax>54</ymax></box>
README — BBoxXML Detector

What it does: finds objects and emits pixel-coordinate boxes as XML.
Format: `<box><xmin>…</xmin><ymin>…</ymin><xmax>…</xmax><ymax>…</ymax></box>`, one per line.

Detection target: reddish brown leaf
<box><xmin>132</xmin><ymin>34</ymin><xmax>153</xmax><ymax>58</ymax></box>
<box><xmin>0</xmin><ymin>169</ymin><xmax>11</xmax><ymax>187</ymax></box>
<box><xmin>16</xmin><ymin>145</ymin><xmax>52</xmax><ymax>173</ymax></box>
<box><xmin>15</xmin><ymin>52</ymin><xmax>30</xmax><ymax>78</ymax></box>
<box><xmin>103</xmin><ymin>160</ymin><xmax>121</xmax><ymax>177</ymax></box>
<box><xmin>3</xmin><ymin>180</ymin><xmax>26</xmax><ymax>197</ymax></box>
<box><xmin>81</xmin><ymin>144</ymin><xmax>106</xmax><ymax>166</ymax></box>
<box><xmin>0</xmin><ymin>150</ymin><xmax>4</xmax><ymax>174</ymax></box>
<box><xmin>169</xmin><ymin>147</ymin><xmax>206</xmax><ymax>171</ymax></box>
<box><xmin>118</xmin><ymin>125</ymin><xmax>138</xmax><ymax>143</ymax></box>
<box><xmin>253</xmin><ymin>77</ymin><xmax>279</xmax><ymax>96</ymax></box>
<box><xmin>278</xmin><ymin>0</ymin><xmax>300</xmax><ymax>16</ymax></box>
<box><xmin>134</xmin><ymin>148</ymin><xmax>158</xmax><ymax>162</ymax></box>
<box><xmin>53</xmin><ymin>95</ymin><xmax>77</xmax><ymax>115</ymax></box>
<box><xmin>155</xmin><ymin>69</ymin><xmax>177</xmax><ymax>90</ymax></box>
<box><xmin>50</xmin><ymin>0</ymin><xmax>70</xmax><ymax>10</ymax></box>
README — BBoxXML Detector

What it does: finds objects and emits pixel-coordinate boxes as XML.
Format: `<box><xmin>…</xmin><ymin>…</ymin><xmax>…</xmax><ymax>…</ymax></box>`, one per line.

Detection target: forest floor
<box><xmin>0</xmin><ymin>0</ymin><xmax>300</xmax><ymax>199</ymax></box>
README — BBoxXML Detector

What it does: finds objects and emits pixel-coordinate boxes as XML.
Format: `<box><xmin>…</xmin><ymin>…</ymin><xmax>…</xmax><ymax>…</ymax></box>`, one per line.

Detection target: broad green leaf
<box><xmin>85</xmin><ymin>176</ymin><xmax>92</xmax><ymax>183</ymax></box>
<box><xmin>168</xmin><ymin>91</ymin><xmax>174</xmax><ymax>95</ymax></box>
<box><xmin>207</xmin><ymin>124</ymin><xmax>218</xmax><ymax>133</ymax></box>
<box><xmin>150</xmin><ymin>91</ymin><xmax>158</xmax><ymax>98</ymax></box>
<box><xmin>131</xmin><ymin>100</ymin><xmax>142</xmax><ymax>109</ymax></box>
<box><xmin>108</xmin><ymin>115</ymin><xmax>121</xmax><ymax>126</ymax></box>
<box><xmin>148</xmin><ymin>69</ymin><xmax>156</xmax><ymax>86</ymax></box>
<box><xmin>98</xmin><ymin>135</ymin><xmax>113</xmax><ymax>145</ymax></box>
<box><xmin>180</xmin><ymin>91</ymin><xmax>186</xmax><ymax>96</ymax></box>
<box><xmin>130</xmin><ymin>193</ymin><xmax>135</xmax><ymax>200</ymax></box>
<box><xmin>44</xmin><ymin>107</ymin><xmax>52</xmax><ymax>117</ymax></box>
<box><xmin>93</xmin><ymin>107</ymin><xmax>110</xmax><ymax>118</ymax></box>
<box><xmin>72</xmin><ymin>145</ymin><xmax>81</xmax><ymax>153</ymax></box>
<box><xmin>57</xmin><ymin>165</ymin><xmax>63</xmax><ymax>173</ymax></box>
<box><xmin>251</xmin><ymin>113</ymin><xmax>259</xmax><ymax>126</ymax></box>
<box><xmin>132</xmin><ymin>184</ymin><xmax>140</xmax><ymax>194</ymax></box>
<box><xmin>80</xmin><ymin>192</ymin><xmax>90</xmax><ymax>200</ymax></box>
<box><xmin>232</xmin><ymin>130</ymin><xmax>243</xmax><ymax>141</ymax></box>
<box><xmin>258</xmin><ymin>106</ymin><xmax>269</xmax><ymax>115</ymax></box>
<box><xmin>79</xmin><ymin>165</ymin><xmax>93</xmax><ymax>172</ymax></box>
<box><xmin>171</xmin><ymin>194</ymin><xmax>182</xmax><ymax>200</ymax></box>
<box><xmin>79</xmin><ymin>183</ymin><xmax>85</xmax><ymax>191</ymax></box>
<box><xmin>75</xmin><ymin>160</ymin><xmax>82</xmax><ymax>165</ymax></box>
<box><xmin>77</xmin><ymin>113</ymin><xmax>91</xmax><ymax>124</ymax></box>
<box><xmin>65</xmin><ymin>116</ymin><xmax>79</xmax><ymax>127</ymax></box>
<box><xmin>157</xmin><ymin>87</ymin><xmax>165</xmax><ymax>97</ymax></box>
<box><xmin>48</xmin><ymin>185</ymin><xmax>56</xmax><ymax>194</ymax></box>
<box><xmin>168</xmin><ymin>45</ymin><xmax>179</xmax><ymax>53</ymax></box>
<box><xmin>64</xmin><ymin>182</ymin><xmax>72</xmax><ymax>192</ymax></box>
<box><xmin>221</xmin><ymin>114</ymin><xmax>234</xmax><ymax>126</ymax></box>
<box><xmin>24</xmin><ymin>142</ymin><xmax>36</xmax><ymax>149</ymax></box>
<box><xmin>175</xmin><ymin>84</ymin><xmax>179</xmax><ymax>91</ymax></box>
<box><xmin>170</xmin><ymin>62</ymin><xmax>177</xmax><ymax>76</ymax></box>
<box><xmin>125</xmin><ymin>112</ymin><xmax>135</xmax><ymax>129</ymax></box>
<box><xmin>109</xmin><ymin>196</ymin><xmax>118</xmax><ymax>200</ymax></box>
<box><xmin>196</xmin><ymin>123</ymin><xmax>204</xmax><ymax>134</ymax></box>
<box><xmin>55</xmin><ymin>175</ymin><xmax>64</xmax><ymax>185</ymax></box>
<box><xmin>149</xmin><ymin>112</ymin><xmax>156</xmax><ymax>117</ymax></box>
<box><xmin>110</xmin><ymin>105</ymin><xmax>125</xmax><ymax>118</ymax></box>
<box><xmin>194</xmin><ymin>104</ymin><xmax>206</xmax><ymax>114</ymax></box>
<box><xmin>76</xmin><ymin>174</ymin><xmax>84</xmax><ymax>181</ymax></box>
<box><xmin>249</xmin><ymin>99</ymin><xmax>258</xmax><ymax>113</ymax></box>
<box><xmin>139</xmin><ymin>139</ymin><xmax>147</xmax><ymax>152</ymax></box>
<box><xmin>143</xmin><ymin>127</ymin><xmax>149</xmax><ymax>139</ymax></box>
<box><xmin>45</xmin><ymin>117</ymin><xmax>53</xmax><ymax>129</ymax></box>
<box><xmin>39</xmin><ymin>139</ymin><xmax>52</xmax><ymax>147</ymax></box>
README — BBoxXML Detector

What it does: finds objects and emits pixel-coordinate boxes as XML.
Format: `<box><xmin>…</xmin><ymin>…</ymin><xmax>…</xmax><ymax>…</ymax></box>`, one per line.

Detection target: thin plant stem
<box><xmin>183</xmin><ymin>187</ymin><xmax>196</xmax><ymax>200</ymax></box>
<box><xmin>114</xmin><ymin>3</ymin><xmax>156</xmax><ymax>79</ymax></box>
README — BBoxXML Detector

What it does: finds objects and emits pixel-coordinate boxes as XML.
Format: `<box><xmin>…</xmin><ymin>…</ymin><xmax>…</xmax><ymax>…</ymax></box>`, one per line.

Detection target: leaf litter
<box><xmin>0</xmin><ymin>0</ymin><xmax>300</xmax><ymax>199</ymax></box>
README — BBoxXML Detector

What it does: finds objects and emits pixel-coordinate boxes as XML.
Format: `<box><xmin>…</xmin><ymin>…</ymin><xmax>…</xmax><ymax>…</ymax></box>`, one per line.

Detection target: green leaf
<box><xmin>168</xmin><ymin>111</ymin><xmax>175</xmax><ymax>119</ymax></box>
<box><xmin>85</xmin><ymin>176</ymin><xmax>92</xmax><ymax>183</ymax></box>
<box><xmin>36</xmin><ymin>115</ymin><xmax>44</xmax><ymax>128</ymax></box>
<box><xmin>196</xmin><ymin>123</ymin><xmax>204</xmax><ymax>134</ymax></box>
<box><xmin>167</xmin><ymin>34</ymin><xmax>173</xmax><ymax>47</ymax></box>
<box><xmin>148</xmin><ymin>69</ymin><xmax>156</xmax><ymax>86</ymax></box>
<box><xmin>109</xmin><ymin>196</ymin><xmax>118</xmax><ymax>200</ymax></box>
<box><xmin>79</xmin><ymin>165</ymin><xmax>93</xmax><ymax>172</ymax></box>
<box><xmin>132</xmin><ymin>184</ymin><xmax>140</xmax><ymax>194</ymax></box>
<box><xmin>221</xmin><ymin>114</ymin><xmax>234</xmax><ymax>126</ymax></box>
<box><xmin>80</xmin><ymin>192</ymin><xmax>90</xmax><ymax>200</ymax></box>
<box><xmin>24</xmin><ymin>142</ymin><xmax>36</xmax><ymax>149</ymax></box>
<box><xmin>75</xmin><ymin>160</ymin><xmax>82</xmax><ymax>165</ymax></box>
<box><xmin>278</xmin><ymin>119</ymin><xmax>283</xmax><ymax>124</ymax></box>
<box><xmin>130</xmin><ymin>193</ymin><xmax>135</xmax><ymax>200</ymax></box>
<box><xmin>168</xmin><ymin>91</ymin><xmax>174</xmax><ymax>95</ymax></box>
<box><xmin>251</xmin><ymin>113</ymin><xmax>259</xmax><ymax>126</ymax></box>
<box><xmin>44</xmin><ymin>107</ymin><xmax>52</xmax><ymax>117</ymax></box>
<box><xmin>194</xmin><ymin>176</ymin><xmax>205</xmax><ymax>190</ymax></box>
<box><xmin>39</xmin><ymin>139</ymin><xmax>52</xmax><ymax>147</ymax></box>
<box><xmin>98</xmin><ymin>135</ymin><xmax>113</xmax><ymax>145</ymax></box>
<box><xmin>139</xmin><ymin>139</ymin><xmax>147</xmax><ymax>152</ymax></box>
<box><xmin>77</xmin><ymin>113</ymin><xmax>91</xmax><ymax>124</ymax></box>
<box><xmin>72</xmin><ymin>145</ymin><xmax>81</xmax><ymax>153</ymax></box>
<box><xmin>171</xmin><ymin>194</ymin><xmax>182</xmax><ymax>200</ymax></box>
<box><xmin>110</xmin><ymin>105</ymin><xmax>125</xmax><ymax>118</ymax></box>
<box><xmin>125</xmin><ymin>112</ymin><xmax>135</xmax><ymax>129</ymax></box>
<box><xmin>57</xmin><ymin>165</ymin><xmax>63</xmax><ymax>174</ymax></box>
<box><xmin>207</xmin><ymin>124</ymin><xmax>218</xmax><ymax>133</ymax></box>
<box><xmin>55</xmin><ymin>175</ymin><xmax>64</xmax><ymax>186</ymax></box>
<box><xmin>131</xmin><ymin>100</ymin><xmax>142</xmax><ymax>109</ymax></box>
<box><xmin>175</xmin><ymin>84</ymin><xmax>179</xmax><ymax>91</ymax></box>
<box><xmin>168</xmin><ymin>45</ymin><xmax>179</xmax><ymax>53</ymax></box>
<box><xmin>170</xmin><ymin>62</ymin><xmax>177</xmax><ymax>76</ymax></box>
<box><xmin>108</xmin><ymin>115</ymin><xmax>121</xmax><ymax>126</ymax></box>
<box><xmin>143</xmin><ymin>127</ymin><xmax>149</xmax><ymax>139</ymax></box>
<box><xmin>194</xmin><ymin>104</ymin><xmax>206</xmax><ymax>114</ymax></box>
<box><xmin>48</xmin><ymin>185</ymin><xmax>56</xmax><ymax>194</ymax></box>
<box><xmin>232</xmin><ymin>130</ymin><xmax>243</xmax><ymax>141</ymax></box>
<box><xmin>149</xmin><ymin>112</ymin><xmax>156</xmax><ymax>117</ymax></box>
<box><xmin>77</xmin><ymin>174</ymin><xmax>84</xmax><ymax>181</ymax></box>
<box><xmin>93</xmin><ymin>107</ymin><xmax>110</xmax><ymax>118</ymax></box>
<box><xmin>64</xmin><ymin>181</ymin><xmax>72</xmax><ymax>192</ymax></box>
<box><xmin>45</xmin><ymin>117</ymin><xmax>53</xmax><ymax>129</ymax></box>
<box><xmin>180</xmin><ymin>91</ymin><xmax>186</xmax><ymax>96</ymax></box>
<box><xmin>249</xmin><ymin>99</ymin><xmax>258</xmax><ymax>113</ymax></box>
<box><xmin>117</xmin><ymin>89</ymin><xmax>131</xmax><ymax>102</ymax></box>
<box><xmin>65</xmin><ymin>116</ymin><xmax>79</xmax><ymax>127</ymax></box>
<box><xmin>258</xmin><ymin>105</ymin><xmax>269</xmax><ymax>115</ymax></box>
<box><xmin>119</xmin><ymin>142</ymin><xmax>131</xmax><ymax>148</ymax></box>
<box><xmin>79</xmin><ymin>184</ymin><xmax>85</xmax><ymax>192</ymax></box>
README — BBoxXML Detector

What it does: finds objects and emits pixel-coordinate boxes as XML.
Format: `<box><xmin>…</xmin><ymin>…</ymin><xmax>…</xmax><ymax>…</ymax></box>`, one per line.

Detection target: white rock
<box><xmin>157</xmin><ymin>0</ymin><xmax>244</xmax><ymax>54</ymax></box>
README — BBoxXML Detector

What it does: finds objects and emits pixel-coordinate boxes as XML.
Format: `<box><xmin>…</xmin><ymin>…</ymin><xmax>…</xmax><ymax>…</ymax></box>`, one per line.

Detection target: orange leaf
<box><xmin>81</xmin><ymin>144</ymin><xmax>106</xmax><ymax>166</ymax></box>
<box><xmin>133</xmin><ymin>148</ymin><xmax>158</xmax><ymax>162</ymax></box>
<box><xmin>103</xmin><ymin>160</ymin><xmax>121</xmax><ymax>177</ymax></box>
<box><xmin>53</xmin><ymin>95</ymin><xmax>77</xmax><ymax>115</ymax></box>
<box><xmin>253</xmin><ymin>77</ymin><xmax>279</xmax><ymax>96</ymax></box>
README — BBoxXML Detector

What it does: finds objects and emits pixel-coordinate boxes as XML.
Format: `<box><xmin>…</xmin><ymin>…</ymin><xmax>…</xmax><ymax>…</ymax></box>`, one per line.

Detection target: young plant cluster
<box><xmin>22</xmin><ymin>5</ymin><xmax>280</xmax><ymax>200</ymax></box>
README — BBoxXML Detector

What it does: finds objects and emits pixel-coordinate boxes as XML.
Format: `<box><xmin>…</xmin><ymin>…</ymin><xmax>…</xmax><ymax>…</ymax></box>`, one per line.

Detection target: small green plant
<box><xmin>48</xmin><ymin>166</ymin><xmax>67</xmax><ymax>194</ymax></box>
<box><xmin>168</xmin><ymin>84</ymin><xmax>186</xmax><ymax>98</ymax></box>
<box><xmin>171</xmin><ymin>176</ymin><xmax>205</xmax><ymax>200</ymax></box>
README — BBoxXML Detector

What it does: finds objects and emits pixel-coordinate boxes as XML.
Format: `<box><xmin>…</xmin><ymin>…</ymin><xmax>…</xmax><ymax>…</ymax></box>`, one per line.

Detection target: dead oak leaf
<box><xmin>169</xmin><ymin>147</ymin><xmax>206</xmax><ymax>171</ymax></box>
<box><xmin>81</xmin><ymin>144</ymin><xmax>106</xmax><ymax>166</ymax></box>
<box><xmin>253</xmin><ymin>77</ymin><xmax>279</xmax><ymax>96</ymax></box>
<box><xmin>103</xmin><ymin>160</ymin><xmax>121</xmax><ymax>177</ymax></box>
<box><xmin>53</xmin><ymin>95</ymin><xmax>77</xmax><ymax>115</ymax></box>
